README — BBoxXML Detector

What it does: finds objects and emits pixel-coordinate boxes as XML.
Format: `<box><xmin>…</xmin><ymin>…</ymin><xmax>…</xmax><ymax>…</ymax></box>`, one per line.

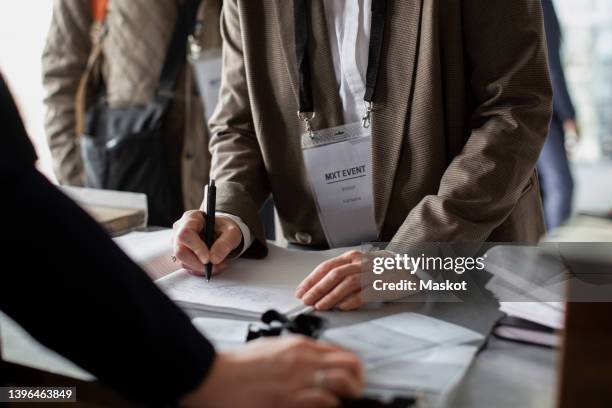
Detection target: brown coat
<box><xmin>42</xmin><ymin>0</ymin><xmax>222</xmax><ymax>211</ymax></box>
<box><xmin>209</xmin><ymin>0</ymin><xmax>551</xmax><ymax>255</ymax></box>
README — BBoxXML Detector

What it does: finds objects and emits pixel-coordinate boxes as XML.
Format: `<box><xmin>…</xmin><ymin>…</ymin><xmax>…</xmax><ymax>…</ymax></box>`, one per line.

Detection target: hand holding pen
<box><xmin>171</xmin><ymin>180</ymin><xmax>244</xmax><ymax>277</ymax></box>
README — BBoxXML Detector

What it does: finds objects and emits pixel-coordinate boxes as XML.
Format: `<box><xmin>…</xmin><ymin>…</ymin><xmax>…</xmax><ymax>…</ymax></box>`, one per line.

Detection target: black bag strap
<box><xmin>155</xmin><ymin>0</ymin><xmax>202</xmax><ymax>108</ymax></box>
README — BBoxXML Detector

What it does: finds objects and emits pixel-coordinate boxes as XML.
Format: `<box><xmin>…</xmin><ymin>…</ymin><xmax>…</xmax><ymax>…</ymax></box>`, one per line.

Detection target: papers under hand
<box><xmin>157</xmin><ymin>244</ymin><xmax>344</xmax><ymax>317</ymax></box>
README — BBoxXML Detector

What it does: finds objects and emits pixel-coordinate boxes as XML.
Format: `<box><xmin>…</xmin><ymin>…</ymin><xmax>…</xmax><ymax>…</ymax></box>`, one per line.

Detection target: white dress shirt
<box><xmin>222</xmin><ymin>1</ymin><xmax>372</xmax><ymax>251</ymax></box>
<box><xmin>323</xmin><ymin>0</ymin><xmax>372</xmax><ymax>124</ymax></box>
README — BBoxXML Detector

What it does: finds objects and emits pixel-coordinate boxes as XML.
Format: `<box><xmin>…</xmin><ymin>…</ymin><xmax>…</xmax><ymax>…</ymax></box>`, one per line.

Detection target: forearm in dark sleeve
<box><xmin>0</xmin><ymin>169</ymin><xmax>215</xmax><ymax>406</ymax></box>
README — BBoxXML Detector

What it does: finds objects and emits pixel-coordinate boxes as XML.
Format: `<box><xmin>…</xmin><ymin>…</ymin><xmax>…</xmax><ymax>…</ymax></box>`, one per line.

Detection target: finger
<box><xmin>302</xmin><ymin>263</ymin><xmax>359</xmax><ymax>306</ymax></box>
<box><xmin>175</xmin><ymin>210</ymin><xmax>205</xmax><ymax>232</ymax></box>
<box><xmin>293</xmin><ymin>389</ymin><xmax>339</xmax><ymax>408</ymax></box>
<box><xmin>286</xmin><ymin>350</ymin><xmax>361</xmax><ymax>379</ymax></box>
<box><xmin>314</xmin><ymin>273</ymin><xmax>362</xmax><ymax>311</ymax></box>
<box><xmin>185</xmin><ymin>261</ymin><xmax>227</xmax><ymax>277</ymax></box>
<box><xmin>185</xmin><ymin>265</ymin><xmax>204</xmax><ymax>276</ymax></box>
<box><xmin>338</xmin><ymin>293</ymin><xmax>363</xmax><ymax>311</ymax></box>
<box><xmin>319</xmin><ymin>352</ymin><xmax>363</xmax><ymax>382</ymax></box>
<box><xmin>319</xmin><ymin>368</ymin><xmax>363</xmax><ymax>399</ymax></box>
<box><xmin>209</xmin><ymin>219</ymin><xmax>242</xmax><ymax>264</ymax></box>
<box><xmin>296</xmin><ymin>254</ymin><xmax>354</xmax><ymax>299</ymax></box>
<box><xmin>173</xmin><ymin>210</ymin><xmax>203</xmax><ymax>233</ymax></box>
<box><xmin>281</xmin><ymin>336</ymin><xmax>339</xmax><ymax>353</ymax></box>
<box><xmin>173</xmin><ymin>243</ymin><xmax>202</xmax><ymax>272</ymax></box>
<box><xmin>213</xmin><ymin>261</ymin><xmax>227</xmax><ymax>275</ymax></box>
<box><xmin>295</xmin><ymin>256</ymin><xmax>352</xmax><ymax>299</ymax></box>
<box><xmin>175</xmin><ymin>222</ymin><xmax>210</xmax><ymax>264</ymax></box>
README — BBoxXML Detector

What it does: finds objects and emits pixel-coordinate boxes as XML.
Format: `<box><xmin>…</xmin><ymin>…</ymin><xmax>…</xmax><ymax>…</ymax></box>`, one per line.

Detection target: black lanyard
<box><xmin>294</xmin><ymin>0</ymin><xmax>387</xmax><ymax>131</ymax></box>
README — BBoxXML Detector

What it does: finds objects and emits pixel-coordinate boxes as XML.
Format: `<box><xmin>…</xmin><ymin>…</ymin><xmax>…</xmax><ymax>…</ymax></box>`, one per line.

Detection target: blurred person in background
<box><xmin>538</xmin><ymin>0</ymin><xmax>580</xmax><ymax>229</ymax></box>
<box><xmin>42</xmin><ymin>0</ymin><xmax>221</xmax><ymax>226</ymax></box>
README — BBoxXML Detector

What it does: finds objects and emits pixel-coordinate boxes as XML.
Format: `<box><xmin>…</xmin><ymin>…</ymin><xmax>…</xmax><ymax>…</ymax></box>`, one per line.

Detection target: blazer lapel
<box><xmin>271</xmin><ymin>0</ymin><xmax>343</xmax><ymax>129</ymax></box>
<box><xmin>371</xmin><ymin>0</ymin><xmax>423</xmax><ymax>232</ymax></box>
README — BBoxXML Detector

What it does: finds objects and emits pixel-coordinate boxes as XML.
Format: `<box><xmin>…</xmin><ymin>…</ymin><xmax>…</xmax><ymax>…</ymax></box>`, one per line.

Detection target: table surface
<box><xmin>1</xmin><ymin>297</ymin><xmax>558</xmax><ymax>408</ymax></box>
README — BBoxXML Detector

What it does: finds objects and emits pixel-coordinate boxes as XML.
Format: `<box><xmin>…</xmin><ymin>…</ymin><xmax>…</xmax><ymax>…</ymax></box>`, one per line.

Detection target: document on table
<box><xmin>157</xmin><ymin>244</ymin><xmax>348</xmax><ymax>317</ymax></box>
<box><xmin>191</xmin><ymin>317</ymin><xmax>251</xmax><ymax>350</ymax></box>
<box><xmin>365</xmin><ymin>345</ymin><xmax>479</xmax><ymax>394</ymax></box>
<box><xmin>323</xmin><ymin>313</ymin><xmax>483</xmax><ymax>366</ymax></box>
<box><xmin>114</xmin><ymin>229</ymin><xmax>177</xmax><ymax>280</ymax></box>
<box><xmin>322</xmin><ymin>313</ymin><xmax>483</xmax><ymax>394</ymax></box>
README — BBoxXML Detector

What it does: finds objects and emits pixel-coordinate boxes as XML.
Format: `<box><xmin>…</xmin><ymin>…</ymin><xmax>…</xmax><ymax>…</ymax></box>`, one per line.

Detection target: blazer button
<box><xmin>294</xmin><ymin>232</ymin><xmax>312</xmax><ymax>245</ymax></box>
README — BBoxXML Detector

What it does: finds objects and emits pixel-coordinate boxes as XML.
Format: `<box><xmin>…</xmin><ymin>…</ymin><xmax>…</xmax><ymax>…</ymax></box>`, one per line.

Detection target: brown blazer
<box><xmin>209</xmin><ymin>0</ymin><xmax>552</xmax><ymax>256</ymax></box>
<box><xmin>42</xmin><ymin>0</ymin><xmax>222</xmax><ymax>211</ymax></box>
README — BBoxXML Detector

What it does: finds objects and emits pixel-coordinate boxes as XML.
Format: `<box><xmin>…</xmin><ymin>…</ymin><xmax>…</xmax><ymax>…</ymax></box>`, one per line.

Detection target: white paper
<box><xmin>499</xmin><ymin>302</ymin><xmax>564</xmax><ymax>330</ymax></box>
<box><xmin>191</xmin><ymin>317</ymin><xmax>251</xmax><ymax>350</ymax></box>
<box><xmin>60</xmin><ymin>185</ymin><xmax>147</xmax><ymax>212</ymax></box>
<box><xmin>114</xmin><ymin>229</ymin><xmax>178</xmax><ymax>280</ymax></box>
<box><xmin>157</xmin><ymin>244</ymin><xmax>348</xmax><ymax>317</ymax></box>
<box><xmin>323</xmin><ymin>313</ymin><xmax>483</xmax><ymax>366</ymax></box>
<box><xmin>0</xmin><ymin>312</ymin><xmax>94</xmax><ymax>381</ymax></box>
<box><xmin>323</xmin><ymin>313</ymin><xmax>483</xmax><ymax>394</ymax></box>
<box><xmin>160</xmin><ymin>275</ymin><xmax>300</xmax><ymax>317</ymax></box>
<box><xmin>366</xmin><ymin>345</ymin><xmax>479</xmax><ymax>393</ymax></box>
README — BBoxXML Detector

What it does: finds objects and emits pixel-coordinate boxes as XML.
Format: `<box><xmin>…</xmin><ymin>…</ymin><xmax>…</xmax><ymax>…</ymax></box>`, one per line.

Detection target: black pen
<box><xmin>203</xmin><ymin>179</ymin><xmax>216</xmax><ymax>281</ymax></box>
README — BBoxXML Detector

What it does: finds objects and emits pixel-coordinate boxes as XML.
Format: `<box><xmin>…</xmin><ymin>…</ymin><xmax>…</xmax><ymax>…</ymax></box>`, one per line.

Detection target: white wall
<box><xmin>0</xmin><ymin>2</ymin><xmax>55</xmax><ymax>180</ymax></box>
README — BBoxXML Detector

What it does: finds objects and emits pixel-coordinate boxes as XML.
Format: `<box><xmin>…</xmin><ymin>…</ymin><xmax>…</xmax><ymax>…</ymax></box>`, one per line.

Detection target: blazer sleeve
<box><xmin>393</xmin><ymin>0</ymin><xmax>553</xmax><ymax>242</ymax></box>
<box><xmin>42</xmin><ymin>0</ymin><xmax>91</xmax><ymax>186</ymax></box>
<box><xmin>542</xmin><ymin>0</ymin><xmax>576</xmax><ymax>122</ymax></box>
<box><xmin>0</xmin><ymin>78</ymin><xmax>215</xmax><ymax>407</ymax></box>
<box><xmin>207</xmin><ymin>0</ymin><xmax>270</xmax><ymax>257</ymax></box>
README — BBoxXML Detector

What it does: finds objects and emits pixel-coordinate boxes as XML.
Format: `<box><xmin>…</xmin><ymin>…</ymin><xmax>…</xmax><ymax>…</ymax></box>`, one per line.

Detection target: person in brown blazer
<box><xmin>173</xmin><ymin>0</ymin><xmax>553</xmax><ymax>311</ymax></box>
<box><xmin>42</xmin><ymin>0</ymin><xmax>222</xmax><ymax>221</ymax></box>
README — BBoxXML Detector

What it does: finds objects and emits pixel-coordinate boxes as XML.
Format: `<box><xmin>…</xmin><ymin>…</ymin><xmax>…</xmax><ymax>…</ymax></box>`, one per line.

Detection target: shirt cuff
<box><xmin>216</xmin><ymin>212</ymin><xmax>254</xmax><ymax>257</ymax></box>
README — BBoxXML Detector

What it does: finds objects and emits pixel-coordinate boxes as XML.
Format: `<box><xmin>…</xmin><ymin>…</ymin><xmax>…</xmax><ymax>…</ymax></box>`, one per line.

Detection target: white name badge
<box><xmin>189</xmin><ymin>48</ymin><xmax>222</xmax><ymax>123</ymax></box>
<box><xmin>301</xmin><ymin>122</ymin><xmax>378</xmax><ymax>248</ymax></box>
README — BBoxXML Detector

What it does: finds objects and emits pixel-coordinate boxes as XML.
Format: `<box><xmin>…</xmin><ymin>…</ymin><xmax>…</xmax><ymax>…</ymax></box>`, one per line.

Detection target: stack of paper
<box><xmin>483</xmin><ymin>245</ymin><xmax>567</xmax><ymax>347</ymax></box>
<box><xmin>484</xmin><ymin>246</ymin><xmax>566</xmax><ymax>324</ymax></box>
<box><xmin>156</xmin><ymin>244</ymin><xmax>345</xmax><ymax>317</ymax></box>
<box><xmin>322</xmin><ymin>313</ymin><xmax>484</xmax><ymax>394</ymax></box>
<box><xmin>62</xmin><ymin>186</ymin><xmax>147</xmax><ymax>235</ymax></box>
<box><xmin>498</xmin><ymin>301</ymin><xmax>564</xmax><ymax>330</ymax></box>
